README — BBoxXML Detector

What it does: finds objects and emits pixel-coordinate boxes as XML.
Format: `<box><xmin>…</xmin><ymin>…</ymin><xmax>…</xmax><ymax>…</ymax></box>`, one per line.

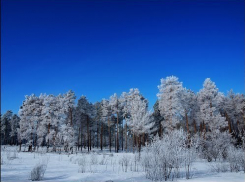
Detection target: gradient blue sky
<box><xmin>1</xmin><ymin>0</ymin><xmax>244</xmax><ymax>114</ymax></box>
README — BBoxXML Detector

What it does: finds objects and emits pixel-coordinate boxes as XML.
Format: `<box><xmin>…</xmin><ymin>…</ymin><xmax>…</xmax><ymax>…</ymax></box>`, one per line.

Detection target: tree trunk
<box><xmin>81</xmin><ymin>123</ymin><xmax>83</xmax><ymax>151</ymax></box>
<box><xmin>159</xmin><ymin>120</ymin><xmax>162</xmax><ymax>137</ymax></box>
<box><xmin>53</xmin><ymin>127</ymin><xmax>58</xmax><ymax>153</ymax></box>
<box><xmin>125</xmin><ymin>121</ymin><xmax>127</xmax><ymax>152</ymax></box>
<box><xmin>93</xmin><ymin>131</ymin><xmax>95</xmax><ymax>148</ymax></box>
<box><xmin>143</xmin><ymin>133</ymin><xmax>145</xmax><ymax>146</ymax></box>
<box><xmin>193</xmin><ymin>119</ymin><xmax>197</xmax><ymax>133</ymax></box>
<box><xmin>146</xmin><ymin>133</ymin><xmax>149</xmax><ymax>145</ymax></box>
<box><xmin>115</xmin><ymin>128</ymin><xmax>117</xmax><ymax>153</ymax></box>
<box><xmin>138</xmin><ymin>135</ymin><xmax>141</xmax><ymax>153</ymax></box>
<box><xmin>135</xmin><ymin>135</ymin><xmax>138</xmax><ymax>152</ymax></box>
<box><xmin>108</xmin><ymin>117</ymin><xmax>111</xmax><ymax>152</ymax></box>
<box><xmin>108</xmin><ymin>117</ymin><xmax>111</xmax><ymax>153</ymax></box>
<box><xmin>225</xmin><ymin>112</ymin><xmax>232</xmax><ymax>133</ymax></box>
<box><xmin>29</xmin><ymin>131</ymin><xmax>33</xmax><ymax>152</ymax></box>
<box><xmin>70</xmin><ymin>107</ymin><xmax>73</xmax><ymax>126</ymax></box>
<box><xmin>84</xmin><ymin>127</ymin><xmax>86</xmax><ymax>149</ymax></box>
<box><xmin>97</xmin><ymin>120</ymin><xmax>99</xmax><ymax>148</ymax></box>
<box><xmin>78</xmin><ymin>127</ymin><xmax>81</xmax><ymax>150</ymax></box>
<box><xmin>89</xmin><ymin>130</ymin><xmax>92</xmax><ymax>151</ymax></box>
<box><xmin>19</xmin><ymin>140</ymin><xmax>22</xmax><ymax>152</ymax></box>
<box><xmin>122</xmin><ymin>124</ymin><xmax>123</xmax><ymax>151</ymax></box>
<box><xmin>133</xmin><ymin>133</ymin><xmax>135</xmax><ymax>153</ymax></box>
<box><xmin>200</xmin><ymin>122</ymin><xmax>203</xmax><ymax>133</ymax></box>
<box><xmin>100</xmin><ymin>122</ymin><xmax>103</xmax><ymax>150</ymax></box>
<box><xmin>34</xmin><ymin>134</ymin><xmax>38</xmax><ymax>151</ymax></box>
<box><xmin>104</xmin><ymin>129</ymin><xmax>106</xmax><ymax>148</ymax></box>
<box><xmin>185</xmin><ymin>111</ymin><xmax>189</xmax><ymax>133</ymax></box>
<box><xmin>203</xmin><ymin>121</ymin><xmax>206</xmax><ymax>139</ymax></box>
<box><xmin>87</xmin><ymin>115</ymin><xmax>89</xmax><ymax>152</ymax></box>
<box><xmin>116</xmin><ymin>111</ymin><xmax>119</xmax><ymax>153</ymax></box>
<box><xmin>47</xmin><ymin>123</ymin><xmax>50</xmax><ymax>151</ymax></box>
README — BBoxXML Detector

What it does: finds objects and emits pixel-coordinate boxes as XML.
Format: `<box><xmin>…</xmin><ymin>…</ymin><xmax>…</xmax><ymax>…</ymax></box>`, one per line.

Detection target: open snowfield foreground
<box><xmin>1</xmin><ymin>146</ymin><xmax>244</xmax><ymax>182</ymax></box>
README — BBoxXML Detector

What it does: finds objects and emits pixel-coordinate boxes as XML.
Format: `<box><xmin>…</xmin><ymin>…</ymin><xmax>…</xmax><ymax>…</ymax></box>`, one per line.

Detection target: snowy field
<box><xmin>1</xmin><ymin>146</ymin><xmax>244</xmax><ymax>182</ymax></box>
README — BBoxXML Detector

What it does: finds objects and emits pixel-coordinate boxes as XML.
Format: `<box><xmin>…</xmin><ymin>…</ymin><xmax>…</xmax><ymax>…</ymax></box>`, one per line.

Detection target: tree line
<box><xmin>1</xmin><ymin>76</ymin><xmax>244</xmax><ymax>153</ymax></box>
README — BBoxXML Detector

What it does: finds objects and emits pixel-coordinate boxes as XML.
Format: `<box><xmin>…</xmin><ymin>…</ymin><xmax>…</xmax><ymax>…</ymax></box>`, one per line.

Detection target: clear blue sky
<box><xmin>1</xmin><ymin>0</ymin><xmax>244</xmax><ymax>114</ymax></box>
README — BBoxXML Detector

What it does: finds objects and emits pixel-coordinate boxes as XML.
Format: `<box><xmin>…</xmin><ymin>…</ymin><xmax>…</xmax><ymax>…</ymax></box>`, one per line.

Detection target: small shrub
<box><xmin>209</xmin><ymin>162</ymin><xmax>229</xmax><ymax>173</ymax></box>
<box><xmin>99</xmin><ymin>154</ymin><xmax>108</xmax><ymax>165</ymax></box>
<box><xmin>78</xmin><ymin>155</ymin><xmax>87</xmax><ymax>173</ymax></box>
<box><xmin>227</xmin><ymin>146</ymin><xmax>244</xmax><ymax>172</ymax></box>
<box><xmin>30</xmin><ymin>163</ymin><xmax>47</xmax><ymax>181</ymax></box>
<box><xmin>90</xmin><ymin>153</ymin><xmax>98</xmax><ymax>165</ymax></box>
<box><xmin>120</xmin><ymin>154</ymin><xmax>131</xmax><ymax>172</ymax></box>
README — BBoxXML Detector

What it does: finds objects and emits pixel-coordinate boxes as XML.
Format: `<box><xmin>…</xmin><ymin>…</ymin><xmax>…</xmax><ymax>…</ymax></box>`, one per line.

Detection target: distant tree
<box><xmin>179</xmin><ymin>88</ymin><xmax>196</xmax><ymax>133</ymax></box>
<box><xmin>109</xmin><ymin>93</ymin><xmax>121</xmax><ymax>153</ymax></box>
<box><xmin>197</xmin><ymin>78</ymin><xmax>227</xmax><ymax>132</ymax></box>
<box><xmin>188</xmin><ymin>93</ymin><xmax>201</xmax><ymax>133</ymax></box>
<box><xmin>42</xmin><ymin>94</ymin><xmax>60</xmax><ymax>152</ymax></box>
<box><xmin>152</xmin><ymin>100</ymin><xmax>164</xmax><ymax>137</ymax></box>
<box><xmin>76</xmin><ymin>96</ymin><xmax>94</xmax><ymax>152</ymax></box>
<box><xmin>101</xmin><ymin>99</ymin><xmax>113</xmax><ymax>152</ymax></box>
<box><xmin>93</xmin><ymin>101</ymin><xmax>102</xmax><ymax>149</ymax></box>
<box><xmin>9</xmin><ymin>114</ymin><xmax>20</xmax><ymax>145</ymax></box>
<box><xmin>125</xmin><ymin>88</ymin><xmax>156</xmax><ymax>153</ymax></box>
<box><xmin>120</xmin><ymin>91</ymin><xmax>131</xmax><ymax>151</ymax></box>
<box><xmin>157</xmin><ymin>76</ymin><xmax>183</xmax><ymax>132</ymax></box>
<box><xmin>19</xmin><ymin>94</ymin><xmax>41</xmax><ymax>151</ymax></box>
<box><xmin>1</xmin><ymin>110</ymin><xmax>13</xmax><ymax>145</ymax></box>
<box><xmin>62</xmin><ymin>91</ymin><xmax>76</xmax><ymax>152</ymax></box>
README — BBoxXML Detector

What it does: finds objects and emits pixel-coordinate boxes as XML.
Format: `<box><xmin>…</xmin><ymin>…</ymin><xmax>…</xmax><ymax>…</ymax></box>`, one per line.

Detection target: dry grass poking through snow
<box><xmin>1</xmin><ymin>146</ymin><xmax>244</xmax><ymax>182</ymax></box>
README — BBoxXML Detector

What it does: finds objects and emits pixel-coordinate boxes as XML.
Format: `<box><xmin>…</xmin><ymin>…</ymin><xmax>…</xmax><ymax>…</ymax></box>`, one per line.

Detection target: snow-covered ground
<box><xmin>1</xmin><ymin>146</ymin><xmax>244</xmax><ymax>182</ymax></box>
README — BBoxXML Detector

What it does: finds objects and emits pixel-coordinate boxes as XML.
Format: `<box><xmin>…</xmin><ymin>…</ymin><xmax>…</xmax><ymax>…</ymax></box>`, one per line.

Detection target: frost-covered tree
<box><xmin>109</xmin><ymin>93</ymin><xmax>121</xmax><ymax>153</ymax></box>
<box><xmin>19</xmin><ymin>94</ymin><xmax>41</xmax><ymax>151</ymax></box>
<box><xmin>225</xmin><ymin>91</ymin><xmax>245</xmax><ymax>133</ymax></box>
<box><xmin>9</xmin><ymin>114</ymin><xmax>20</xmax><ymax>145</ymax></box>
<box><xmin>142</xmin><ymin>129</ymin><xmax>197</xmax><ymax>181</ymax></box>
<box><xmin>120</xmin><ymin>91</ymin><xmax>133</xmax><ymax>151</ymax></box>
<box><xmin>157</xmin><ymin>76</ymin><xmax>183</xmax><ymax>132</ymax></box>
<box><xmin>36</xmin><ymin>94</ymin><xmax>48</xmax><ymax>147</ymax></box>
<box><xmin>101</xmin><ymin>99</ymin><xmax>112</xmax><ymax>151</ymax></box>
<box><xmin>125</xmin><ymin>88</ymin><xmax>156</xmax><ymax>152</ymax></box>
<box><xmin>42</xmin><ymin>94</ymin><xmax>59</xmax><ymax>151</ymax></box>
<box><xmin>188</xmin><ymin>93</ymin><xmax>201</xmax><ymax>133</ymax></box>
<box><xmin>200</xmin><ymin>130</ymin><xmax>233</xmax><ymax>162</ymax></box>
<box><xmin>60</xmin><ymin>91</ymin><xmax>76</xmax><ymax>152</ymax></box>
<box><xmin>1</xmin><ymin>110</ymin><xmax>13</xmax><ymax>145</ymax></box>
<box><xmin>63</xmin><ymin>90</ymin><xmax>76</xmax><ymax>126</ymax></box>
<box><xmin>93</xmin><ymin>101</ymin><xmax>101</xmax><ymax>149</ymax></box>
<box><xmin>198</xmin><ymin>78</ymin><xmax>227</xmax><ymax>132</ymax></box>
<box><xmin>224</xmin><ymin>90</ymin><xmax>238</xmax><ymax>133</ymax></box>
<box><xmin>152</xmin><ymin>100</ymin><xmax>164</xmax><ymax>137</ymax></box>
<box><xmin>76</xmin><ymin>96</ymin><xmax>94</xmax><ymax>152</ymax></box>
<box><xmin>179</xmin><ymin>89</ymin><xmax>196</xmax><ymax>133</ymax></box>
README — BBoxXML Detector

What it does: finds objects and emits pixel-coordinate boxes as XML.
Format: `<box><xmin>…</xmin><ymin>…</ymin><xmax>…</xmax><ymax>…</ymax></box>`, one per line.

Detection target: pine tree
<box><xmin>1</xmin><ymin>110</ymin><xmax>13</xmax><ymax>145</ymax></box>
<box><xmin>157</xmin><ymin>76</ymin><xmax>183</xmax><ymax>132</ymax></box>
<box><xmin>152</xmin><ymin>100</ymin><xmax>164</xmax><ymax>137</ymax></box>
<box><xmin>198</xmin><ymin>78</ymin><xmax>227</xmax><ymax>132</ymax></box>
<box><xmin>76</xmin><ymin>96</ymin><xmax>94</xmax><ymax>152</ymax></box>
<box><xmin>126</xmin><ymin>88</ymin><xmax>156</xmax><ymax>152</ymax></box>
<box><xmin>179</xmin><ymin>89</ymin><xmax>196</xmax><ymax>133</ymax></box>
<box><xmin>9</xmin><ymin>114</ymin><xmax>20</xmax><ymax>145</ymax></box>
<box><xmin>109</xmin><ymin>93</ymin><xmax>121</xmax><ymax>153</ymax></box>
<box><xmin>19</xmin><ymin>94</ymin><xmax>41</xmax><ymax>152</ymax></box>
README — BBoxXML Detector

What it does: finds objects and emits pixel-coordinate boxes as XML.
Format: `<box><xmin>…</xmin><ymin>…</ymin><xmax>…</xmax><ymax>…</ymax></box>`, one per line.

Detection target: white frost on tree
<box><xmin>157</xmin><ymin>76</ymin><xmax>183</xmax><ymax>131</ymax></box>
<box><xmin>198</xmin><ymin>78</ymin><xmax>227</xmax><ymax>132</ymax></box>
